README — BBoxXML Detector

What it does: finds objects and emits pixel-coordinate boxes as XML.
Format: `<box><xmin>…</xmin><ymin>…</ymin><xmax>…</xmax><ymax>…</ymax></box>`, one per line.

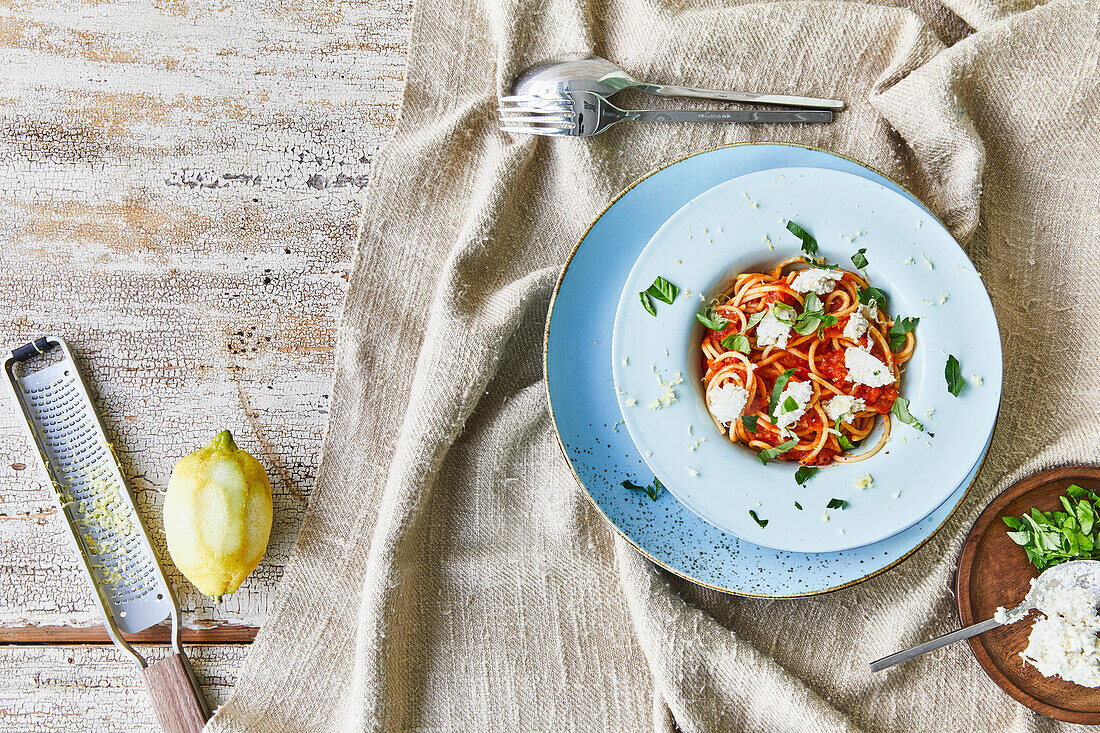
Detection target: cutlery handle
<box><xmin>632</xmin><ymin>109</ymin><xmax>833</xmax><ymax>124</ymax></box>
<box><xmin>142</xmin><ymin>653</ymin><xmax>210</xmax><ymax>733</ymax></box>
<box><xmin>638</xmin><ymin>83</ymin><xmax>845</xmax><ymax>111</ymax></box>
<box><xmin>869</xmin><ymin>616</ymin><xmax>1001</xmax><ymax>673</ymax></box>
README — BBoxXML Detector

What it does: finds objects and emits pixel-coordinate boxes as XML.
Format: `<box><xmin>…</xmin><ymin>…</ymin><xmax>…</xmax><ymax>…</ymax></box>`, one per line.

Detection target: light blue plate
<box><xmin>610</xmin><ymin>167</ymin><xmax>1002</xmax><ymax>553</ymax></box>
<box><xmin>545</xmin><ymin>143</ymin><xmax>999</xmax><ymax>596</ymax></box>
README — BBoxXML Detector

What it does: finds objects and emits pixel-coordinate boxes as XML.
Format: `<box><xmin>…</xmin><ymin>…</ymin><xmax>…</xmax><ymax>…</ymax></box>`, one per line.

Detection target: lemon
<box><xmin>164</xmin><ymin>430</ymin><xmax>272</xmax><ymax>600</ymax></box>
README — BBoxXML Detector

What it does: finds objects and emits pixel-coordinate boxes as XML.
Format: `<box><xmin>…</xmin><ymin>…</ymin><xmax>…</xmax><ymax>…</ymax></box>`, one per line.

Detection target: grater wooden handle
<box><xmin>142</xmin><ymin>653</ymin><xmax>210</xmax><ymax>733</ymax></box>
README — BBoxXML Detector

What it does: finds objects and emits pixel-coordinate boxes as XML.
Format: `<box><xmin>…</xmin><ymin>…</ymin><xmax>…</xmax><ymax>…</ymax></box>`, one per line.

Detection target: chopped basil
<box><xmin>945</xmin><ymin>354</ymin><xmax>965</xmax><ymax>397</ymax></box>
<box><xmin>1003</xmin><ymin>484</ymin><xmax>1100</xmax><ymax>571</ymax></box>
<box><xmin>857</xmin><ymin>286</ymin><xmax>889</xmax><ymax>310</ymax></box>
<box><xmin>786</xmin><ymin>220</ymin><xmax>817</xmax><ymax>255</ymax></box>
<box><xmin>888</xmin><ymin>316</ymin><xmax>919</xmax><ymax>352</ymax></box>
<box><xmin>807</xmin><ymin>259</ymin><xmax>840</xmax><ymax>270</ymax></box>
<box><xmin>720</xmin><ymin>333</ymin><xmax>751</xmax><ymax>354</ymax></box>
<box><xmin>741</xmin><ymin>415</ymin><xmax>759</xmax><ymax>432</ymax></box>
<box><xmin>746</xmin><ymin>310</ymin><xmax>767</xmax><ymax>329</ymax></box>
<box><xmin>696</xmin><ymin>308</ymin><xmax>728</xmax><ymax>330</ymax></box>
<box><xmin>794</xmin><ymin>501</ymin><xmax>803</xmax><ymax>510</ymax></box>
<box><xmin>622</xmin><ymin>477</ymin><xmax>664</xmax><ymax>502</ymax></box>
<box><xmin>783</xmin><ymin>396</ymin><xmax>798</xmax><ymax>412</ymax></box>
<box><xmin>851</xmin><ymin>248</ymin><xmax>869</xmax><ymax>269</ymax></box>
<box><xmin>833</xmin><ymin>417</ymin><xmax>861</xmax><ymax>450</ymax></box>
<box><xmin>794</xmin><ymin>466</ymin><xmax>817</xmax><ymax>485</ymax></box>
<box><xmin>827</xmin><ymin>498</ymin><xmax>849</xmax><ymax>510</ymax></box>
<box><xmin>891</xmin><ymin>396</ymin><xmax>924</xmax><ymax>431</ymax></box>
<box><xmin>749</xmin><ymin>509</ymin><xmax>769</xmax><ymax>528</ymax></box>
<box><xmin>768</xmin><ymin>368</ymin><xmax>797</xmax><ymax>419</ymax></box>
<box><xmin>646</xmin><ymin>276</ymin><xmax>678</xmax><ymax>305</ymax></box>
<box><xmin>757</xmin><ymin>437</ymin><xmax>799</xmax><ymax>465</ymax></box>
<box><xmin>792</xmin><ymin>292</ymin><xmax>839</xmax><ymax>337</ymax></box>
<box><xmin>769</xmin><ymin>303</ymin><xmax>798</xmax><ymax>325</ymax></box>
<box><xmin>795</xmin><ymin>313</ymin><xmax>838</xmax><ymax>337</ymax></box>
<box><xmin>639</xmin><ymin>276</ymin><xmax>678</xmax><ymax>316</ymax></box>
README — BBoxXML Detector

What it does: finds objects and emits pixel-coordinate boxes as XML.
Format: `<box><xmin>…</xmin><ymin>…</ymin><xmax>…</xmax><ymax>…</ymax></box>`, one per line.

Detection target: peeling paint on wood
<box><xmin>0</xmin><ymin>0</ymin><xmax>410</xmax><ymax>646</ymax></box>
<box><xmin>0</xmin><ymin>644</ymin><xmax>248</xmax><ymax>729</ymax></box>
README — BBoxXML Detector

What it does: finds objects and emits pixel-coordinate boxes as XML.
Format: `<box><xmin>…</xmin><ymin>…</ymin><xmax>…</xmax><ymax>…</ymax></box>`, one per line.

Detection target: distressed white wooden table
<box><xmin>0</xmin><ymin>0</ymin><xmax>409</xmax><ymax>727</ymax></box>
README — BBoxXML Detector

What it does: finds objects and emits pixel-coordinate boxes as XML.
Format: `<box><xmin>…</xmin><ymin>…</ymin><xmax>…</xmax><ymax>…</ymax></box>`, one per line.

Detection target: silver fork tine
<box><xmin>499</xmin><ymin>125</ymin><xmax>571</xmax><ymax>136</ymax></box>
<box><xmin>499</xmin><ymin>102</ymin><xmax>574</xmax><ymax>115</ymax></box>
<box><xmin>497</xmin><ymin>117</ymin><xmax>574</xmax><ymax>127</ymax></box>
<box><xmin>499</xmin><ymin>104</ymin><xmax>574</xmax><ymax>115</ymax></box>
<box><xmin>500</xmin><ymin>94</ymin><xmax>570</xmax><ymax>104</ymax></box>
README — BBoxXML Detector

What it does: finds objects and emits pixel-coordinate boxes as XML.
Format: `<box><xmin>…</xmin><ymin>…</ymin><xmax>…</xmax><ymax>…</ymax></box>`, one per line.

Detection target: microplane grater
<box><xmin>4</xmin><ymin>337</ymin><xmax>210</xmax><ymax>732</ymax></box>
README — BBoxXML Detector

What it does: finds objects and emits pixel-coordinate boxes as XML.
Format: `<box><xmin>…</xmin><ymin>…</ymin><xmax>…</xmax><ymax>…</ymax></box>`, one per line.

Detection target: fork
<box><xmin>499</xmin><ymin>91</ymin><xmax>833</xmax><ymax>137</ymax></box>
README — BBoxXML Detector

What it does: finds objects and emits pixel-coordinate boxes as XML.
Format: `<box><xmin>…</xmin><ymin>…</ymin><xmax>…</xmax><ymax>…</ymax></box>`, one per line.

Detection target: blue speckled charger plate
<box><xmin>544</xmin><ymin>143</ymin><xmax>990</xmax><ymax>597</ymax></box>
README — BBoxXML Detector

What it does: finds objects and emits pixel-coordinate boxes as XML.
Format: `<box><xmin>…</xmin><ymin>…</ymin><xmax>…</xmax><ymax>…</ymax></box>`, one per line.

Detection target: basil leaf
<box><xmin>851</xmin><ymin>248</ymin><xmax>869</xmax><ymax>269</ymax></box>
<box><xmin>786</xmin><ymin>220</ymin><xmax>817</xmax><ymax>255</ymax></box>
<box><xmin>792</xmin><ymin>293</ymin><xmax>839</xmax><ymax>336</ymax></box>
<box><xmin>889</xmin><ymin>316</ymin><xmax>919</xmax><ymax>352</ymax></box>
<box><xmin>645</xmin><ymin>276</ymin><xmax>678</xmax><ymax>305</ymax></box>
<box><xmin>857</xmin><ymin>286</ymin><xmax>889</xmax><ymax>309</ymax></box>
<box><xmin>720</xmin><ymin>333</ymin><xmax>751</xmax><ymax>354</ymax></box>
<box><xmin>622</xmin><ymin>478</ymin><xmax>663</xmax><ymax>502</ymax></box>
<box><xmin>794</xmin><ymin>466</ymin><xmax>817</xmax><ymax>485</ymax></box>
<box><xmin>696</xmin><ymin>309</ymin><xmax>728</xmax><ymax>330</ymax></box>
<box><xmin>807</xmin><ymin>259</ymin><xmax>840</xmax><ymax>270</ymax></box>
<box><xmin>768</xmin><ymin>368</ymin><xmax>796</xmax><ymax>419</ymax></box>
<box><xmin>793</xmin><ymin>315</ymin><xmax>822</xmax><ymax>336</ymax></box>
<box><xmin>639</xmin><ymin>291</ymin><xmax>656</xmax><ymax>316</ymax></box>
<box><xmin>769</xmin><ymin>303</ymin><xmax>798</xmax><ymax>325</ymax></box>
<box><xmin>1068</xmin><ymin>484</ymin><xmax>1090</xmax><ymax>501</ymax></box>
<box><xmin>794</xmin><ymin>501</ymin><xmax>803</xmax><ymax>510</ymax></box>
<box><xmin>945</xmin><ymin>354</ymin><xmax>965</xmax><ymax>397</ymax></box>
<box><xmin>827</xmin><ymin>498</ymin><xmax>849</xmax><ymax>510</ymax></box>
<box><xmin>890</xmin><ymin>396</ymin><xmax>925</xmax><ymax>432</ymax></box>
<box><xmin>833</xmin><ymin>415</ymin><xmax>862</xmax><ymax>450</ymax></box>
<box><xmin>741</xmin><ymin>415</ymin><xmax>759</xmax><ymax>432</ymax></box>
<box><xmin>746</xmin><ymin>310</ymin><xmax>767</xmax><ymax>329</ymax></box>
<box><xmin>749</xmin><ymin>509</ymin><xmax>769</xmax><ymax>528</ymax></box>
<box><xmin>783</xmin><ymin>396</ymin><xmax>798</xmax><ymax>412</ymax></box>
<box><xmin>757</xmin><ymin>437</ymin><xmax>799</xmax><ymax>465</ymax></box>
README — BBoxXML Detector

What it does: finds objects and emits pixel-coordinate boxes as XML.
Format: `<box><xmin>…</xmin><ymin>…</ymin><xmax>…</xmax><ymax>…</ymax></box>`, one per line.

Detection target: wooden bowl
<box><xmin>956</xmin><ymin>466</ymin><xmax>1100</xmax><ymax>723</ymax></box>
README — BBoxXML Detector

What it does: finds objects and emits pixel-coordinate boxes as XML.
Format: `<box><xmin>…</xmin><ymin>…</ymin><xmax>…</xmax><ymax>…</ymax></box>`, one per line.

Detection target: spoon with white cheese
<box><xmin>870</xmin><ymin>559</ymin><xmax>1100</xmax><ymax>672</ymax></box>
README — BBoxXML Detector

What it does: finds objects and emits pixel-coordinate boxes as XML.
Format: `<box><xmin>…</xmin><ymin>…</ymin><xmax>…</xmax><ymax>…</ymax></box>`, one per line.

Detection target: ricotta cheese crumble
<box><xmin>1020</xmin><ymin>579</ymin><xmax>1100</xmax><ymax>687</ymax></box>
<box><xmin>775</xmin><ymin>380</ymin><xmax>813</xmax><ymax>433</ymax></box>
<box><xmin>707</xmin><ymin>382</ymin><xmax>749</xmax><ymax>426</ymax></box>
<box><xmin>755</xmin><ymin>304</ymin><xmax>794</xmax><ymax>348</ymax></box>
<box><xmin>824</xmin><ymin>395</ymin><xmax>866</xmax><ymax>423</ymax></box>
<box><xmin>842</xmin><ymin>306</ymin><xmax>871</xmax><ymax>341</ymax></box>
<box><xmin>791</xmin><ymin>268</ymin><xmax>843</xmax><ymax>296</ymax></box>
<box><xmin>844</xmin><ymin>347</ymin><xmax>895</xmax><ymax>388</ymax></box>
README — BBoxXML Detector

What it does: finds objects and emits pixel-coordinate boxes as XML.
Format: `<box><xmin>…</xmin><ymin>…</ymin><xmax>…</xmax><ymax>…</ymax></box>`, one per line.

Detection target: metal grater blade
<box><xmin>4</xmin><ymin>337</ymin><xmax>175</xmax><ymax>635</ymax></box>
<box><xmin>4</xmin><ymin>336</ymin><xmax>212</xmax><ymax>728</ymax></box>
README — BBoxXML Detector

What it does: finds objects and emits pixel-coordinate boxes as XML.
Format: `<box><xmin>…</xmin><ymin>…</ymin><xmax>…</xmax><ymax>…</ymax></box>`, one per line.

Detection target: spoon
<box><xmin>870</xmin><ymin>559</ymin><xmax>1100</xmax><ymax>672</ymax></box>
<box><xmin>505</xmin><ymin>54</ymin><xmax>845</xmax><ymax>111</ymax></box>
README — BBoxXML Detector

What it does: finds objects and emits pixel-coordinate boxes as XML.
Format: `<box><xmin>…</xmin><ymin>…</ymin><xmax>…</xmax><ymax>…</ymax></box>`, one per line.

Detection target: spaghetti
<box><xmin>699</xmin><ymin>257</ymin><xmax>915</xmax><ymax>466</ymax></box>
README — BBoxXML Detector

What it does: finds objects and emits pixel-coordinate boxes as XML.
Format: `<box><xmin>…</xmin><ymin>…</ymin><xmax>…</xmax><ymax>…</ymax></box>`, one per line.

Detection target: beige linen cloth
<box><xmin>208</xmin><ymin>0</ymin><xmax>1100</xmax><ymax>729</ymax></box>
